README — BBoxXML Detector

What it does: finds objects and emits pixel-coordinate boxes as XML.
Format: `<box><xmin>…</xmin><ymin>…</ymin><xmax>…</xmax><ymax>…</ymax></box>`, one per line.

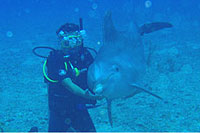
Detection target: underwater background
<box><xmin>0</xmin><ymin>0</ymin><xmax>200</xmax><ymax>131</ymax></box>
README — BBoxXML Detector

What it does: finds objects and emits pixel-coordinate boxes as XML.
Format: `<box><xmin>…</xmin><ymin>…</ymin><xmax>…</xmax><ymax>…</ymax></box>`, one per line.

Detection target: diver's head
<box><xmin>56</xmin><ymin>23</ymin><xmax>85</xmax><ymax>54</ymax></box>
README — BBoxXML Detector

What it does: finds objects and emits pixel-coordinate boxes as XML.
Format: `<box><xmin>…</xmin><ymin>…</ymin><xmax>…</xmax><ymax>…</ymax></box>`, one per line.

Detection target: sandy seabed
<box><xmin>0</xmin><ymin>30</ymin><xmax>200</xmax><ymax>132</ymax></box>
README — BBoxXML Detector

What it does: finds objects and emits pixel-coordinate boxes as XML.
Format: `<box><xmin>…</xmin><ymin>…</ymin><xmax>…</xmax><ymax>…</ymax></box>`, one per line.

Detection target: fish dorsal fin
<box><xmin>103</xmin><ymin>11</ymin><xmax>118</xmax><ymax>42</ymax></box>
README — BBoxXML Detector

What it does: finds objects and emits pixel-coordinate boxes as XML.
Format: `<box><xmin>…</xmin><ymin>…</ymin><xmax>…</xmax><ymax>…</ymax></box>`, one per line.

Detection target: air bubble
<box><xmin>6</xmin><ymin>31</ymin><xmax>13</xmax><ymax>38</ymax></box>
<box><xmin>74</xmin><ymin>8</ymin><xmax>79</xmax><ymax>12</ymax></box>
<box><xmin>145</xmin><ymin>0</ymin><xmax>152</xmax><ymax>8</ymax></box>
<box><xmin>92</xmin><ymin>3</ymin><xmax>98</xmax><ymax>10</ymax></box>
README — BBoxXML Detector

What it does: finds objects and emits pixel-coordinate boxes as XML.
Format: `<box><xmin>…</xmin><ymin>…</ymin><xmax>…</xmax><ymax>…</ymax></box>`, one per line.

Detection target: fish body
<box><xmin>87</xmin><ymin>12</ymin><xmax>172</xmax><ymax>126</ymax></box>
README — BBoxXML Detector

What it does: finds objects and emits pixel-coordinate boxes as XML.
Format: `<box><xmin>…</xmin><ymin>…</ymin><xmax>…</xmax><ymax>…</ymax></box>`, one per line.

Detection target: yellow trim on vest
<box><xmin>69</xmin><ymin>61</ymin><xmax>80</xmax><ymax>77</ymax></box>
<box><xmin>74</xmin><ymin>68</ymin><xmax>80</xmax><ymax>77</ymax></box>
<box><xmin>64</xmin><ymin>62</ymin><xmax>68</xmax><ymax>71</ymax></box>
<box><xmin>43</xmin><ymin>59</ymin><xmax>80</xmax><ymax>83</ymax></box>
<box><xmin>43</xmin><ymin>60</ymin><xmax>58</xmax><ymax>83</ymax></box>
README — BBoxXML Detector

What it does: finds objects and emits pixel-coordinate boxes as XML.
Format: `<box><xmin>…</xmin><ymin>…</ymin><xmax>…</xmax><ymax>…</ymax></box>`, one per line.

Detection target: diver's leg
<box><xmin>71</xmin><ymin>109</ymin><xmax>96</xmax><ymax>132</ymax></box>
<box><xmin>48</xmin><ymin>110</ymin><xmax>70</xmax><ymax>132</ymax></box>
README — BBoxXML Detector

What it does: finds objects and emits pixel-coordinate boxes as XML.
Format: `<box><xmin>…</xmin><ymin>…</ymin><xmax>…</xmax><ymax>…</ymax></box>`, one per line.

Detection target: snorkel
<box><xmin>79</xmin><ymin>18</ymin><xmax>84</xmax><ymax>54</ymax></box>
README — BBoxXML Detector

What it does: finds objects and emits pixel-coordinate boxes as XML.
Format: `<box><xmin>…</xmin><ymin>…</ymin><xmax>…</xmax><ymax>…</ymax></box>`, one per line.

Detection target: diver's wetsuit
<box><xmin>45</xmin><ymin>47</ymin><xmax>96</xmax><ymax>132</ymax></box>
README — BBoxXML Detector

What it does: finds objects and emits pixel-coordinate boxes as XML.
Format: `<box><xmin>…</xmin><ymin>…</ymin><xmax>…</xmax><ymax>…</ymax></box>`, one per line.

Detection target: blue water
<box><xmin>0</xmin><ymin>0</ymin><xmax>200</xmax><ymax>131</ymax></box>
<box><xmin>1</xmin><ymin>0</ymin><xmax>199</xmax><ymax>42</ymax></box>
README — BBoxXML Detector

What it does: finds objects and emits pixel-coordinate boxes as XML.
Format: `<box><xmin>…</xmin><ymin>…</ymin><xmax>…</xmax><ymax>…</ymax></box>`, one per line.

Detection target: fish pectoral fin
<box><xmin>107</xmin><ymin>99</ymin><xmax>113</xmax><ymax>127</ymax></box>
<box><xmin>129</xmin><ymin>83</ymin><xmax>163</xmax><ymax>100</ymax></box>
<box><xmin>124</xmin><ymin>89</ymin><xmax>141</xmax><ymax>99</ymax></box>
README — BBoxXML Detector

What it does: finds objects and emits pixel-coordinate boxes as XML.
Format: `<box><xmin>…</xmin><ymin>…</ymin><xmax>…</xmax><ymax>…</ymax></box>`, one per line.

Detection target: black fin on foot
<box><xmin>29</xmin><ymin>127</ymin><xmax>38</xmax><ymax>132</ymax></box>
<box><xmin>139</xmin><ymin>22</ymin><xmax>173</xmax><ymax>36</ymax></box>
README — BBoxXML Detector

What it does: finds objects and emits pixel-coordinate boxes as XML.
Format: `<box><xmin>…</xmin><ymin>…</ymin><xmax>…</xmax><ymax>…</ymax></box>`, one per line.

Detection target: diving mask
<box><xmin>59</xmin><ymin>30</ymin><xmax>86</xmax><ymax>49</ymax></box>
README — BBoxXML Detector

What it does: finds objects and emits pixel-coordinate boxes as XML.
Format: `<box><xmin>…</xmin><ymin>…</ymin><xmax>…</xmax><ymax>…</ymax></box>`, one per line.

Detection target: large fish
<box><xmin>87</xmin><ymin>12</ymin><xmax>172</xmax><ymax>126</ymax></box>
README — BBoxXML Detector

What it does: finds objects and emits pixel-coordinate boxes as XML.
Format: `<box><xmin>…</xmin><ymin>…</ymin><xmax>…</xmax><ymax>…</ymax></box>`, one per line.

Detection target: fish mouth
<box><xmin>94</xmin><ymin>72</ymin><xmax>115</xmax><ymax>95</ymax></box>
<box><xmin>94</xmin><ymin>83</ymin><xmax>103</xmax><ymax>94</ymax></box>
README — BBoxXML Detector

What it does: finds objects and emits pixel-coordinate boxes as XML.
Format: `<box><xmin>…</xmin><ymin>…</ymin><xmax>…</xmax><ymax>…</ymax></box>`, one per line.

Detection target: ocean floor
<box><xmin>0</xmin><ymin>29</ymin><xmax>200</xmax><ymax>131</ymax></box>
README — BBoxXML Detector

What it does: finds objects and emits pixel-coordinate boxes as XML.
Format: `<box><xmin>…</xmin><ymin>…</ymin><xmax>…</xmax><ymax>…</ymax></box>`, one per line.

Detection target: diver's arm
<box><xmin>62</xmin><ymin>78</ymin><xmax>102</xmax><ymax>100</ymax></box>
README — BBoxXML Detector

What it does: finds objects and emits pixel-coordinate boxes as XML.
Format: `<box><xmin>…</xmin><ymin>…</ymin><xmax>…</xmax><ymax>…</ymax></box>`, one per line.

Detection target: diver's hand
<box><xmin>85</xmin><ymin>89</ymin><xmax>104</xmax><ymax>100</ymax></box>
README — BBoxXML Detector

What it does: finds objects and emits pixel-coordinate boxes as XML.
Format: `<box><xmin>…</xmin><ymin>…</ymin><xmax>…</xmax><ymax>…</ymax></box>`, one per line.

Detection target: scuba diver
<box><xmin>41</xmin><ymin>20</ymin><xmax>103</xmax><ymax>132</ymax></box>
